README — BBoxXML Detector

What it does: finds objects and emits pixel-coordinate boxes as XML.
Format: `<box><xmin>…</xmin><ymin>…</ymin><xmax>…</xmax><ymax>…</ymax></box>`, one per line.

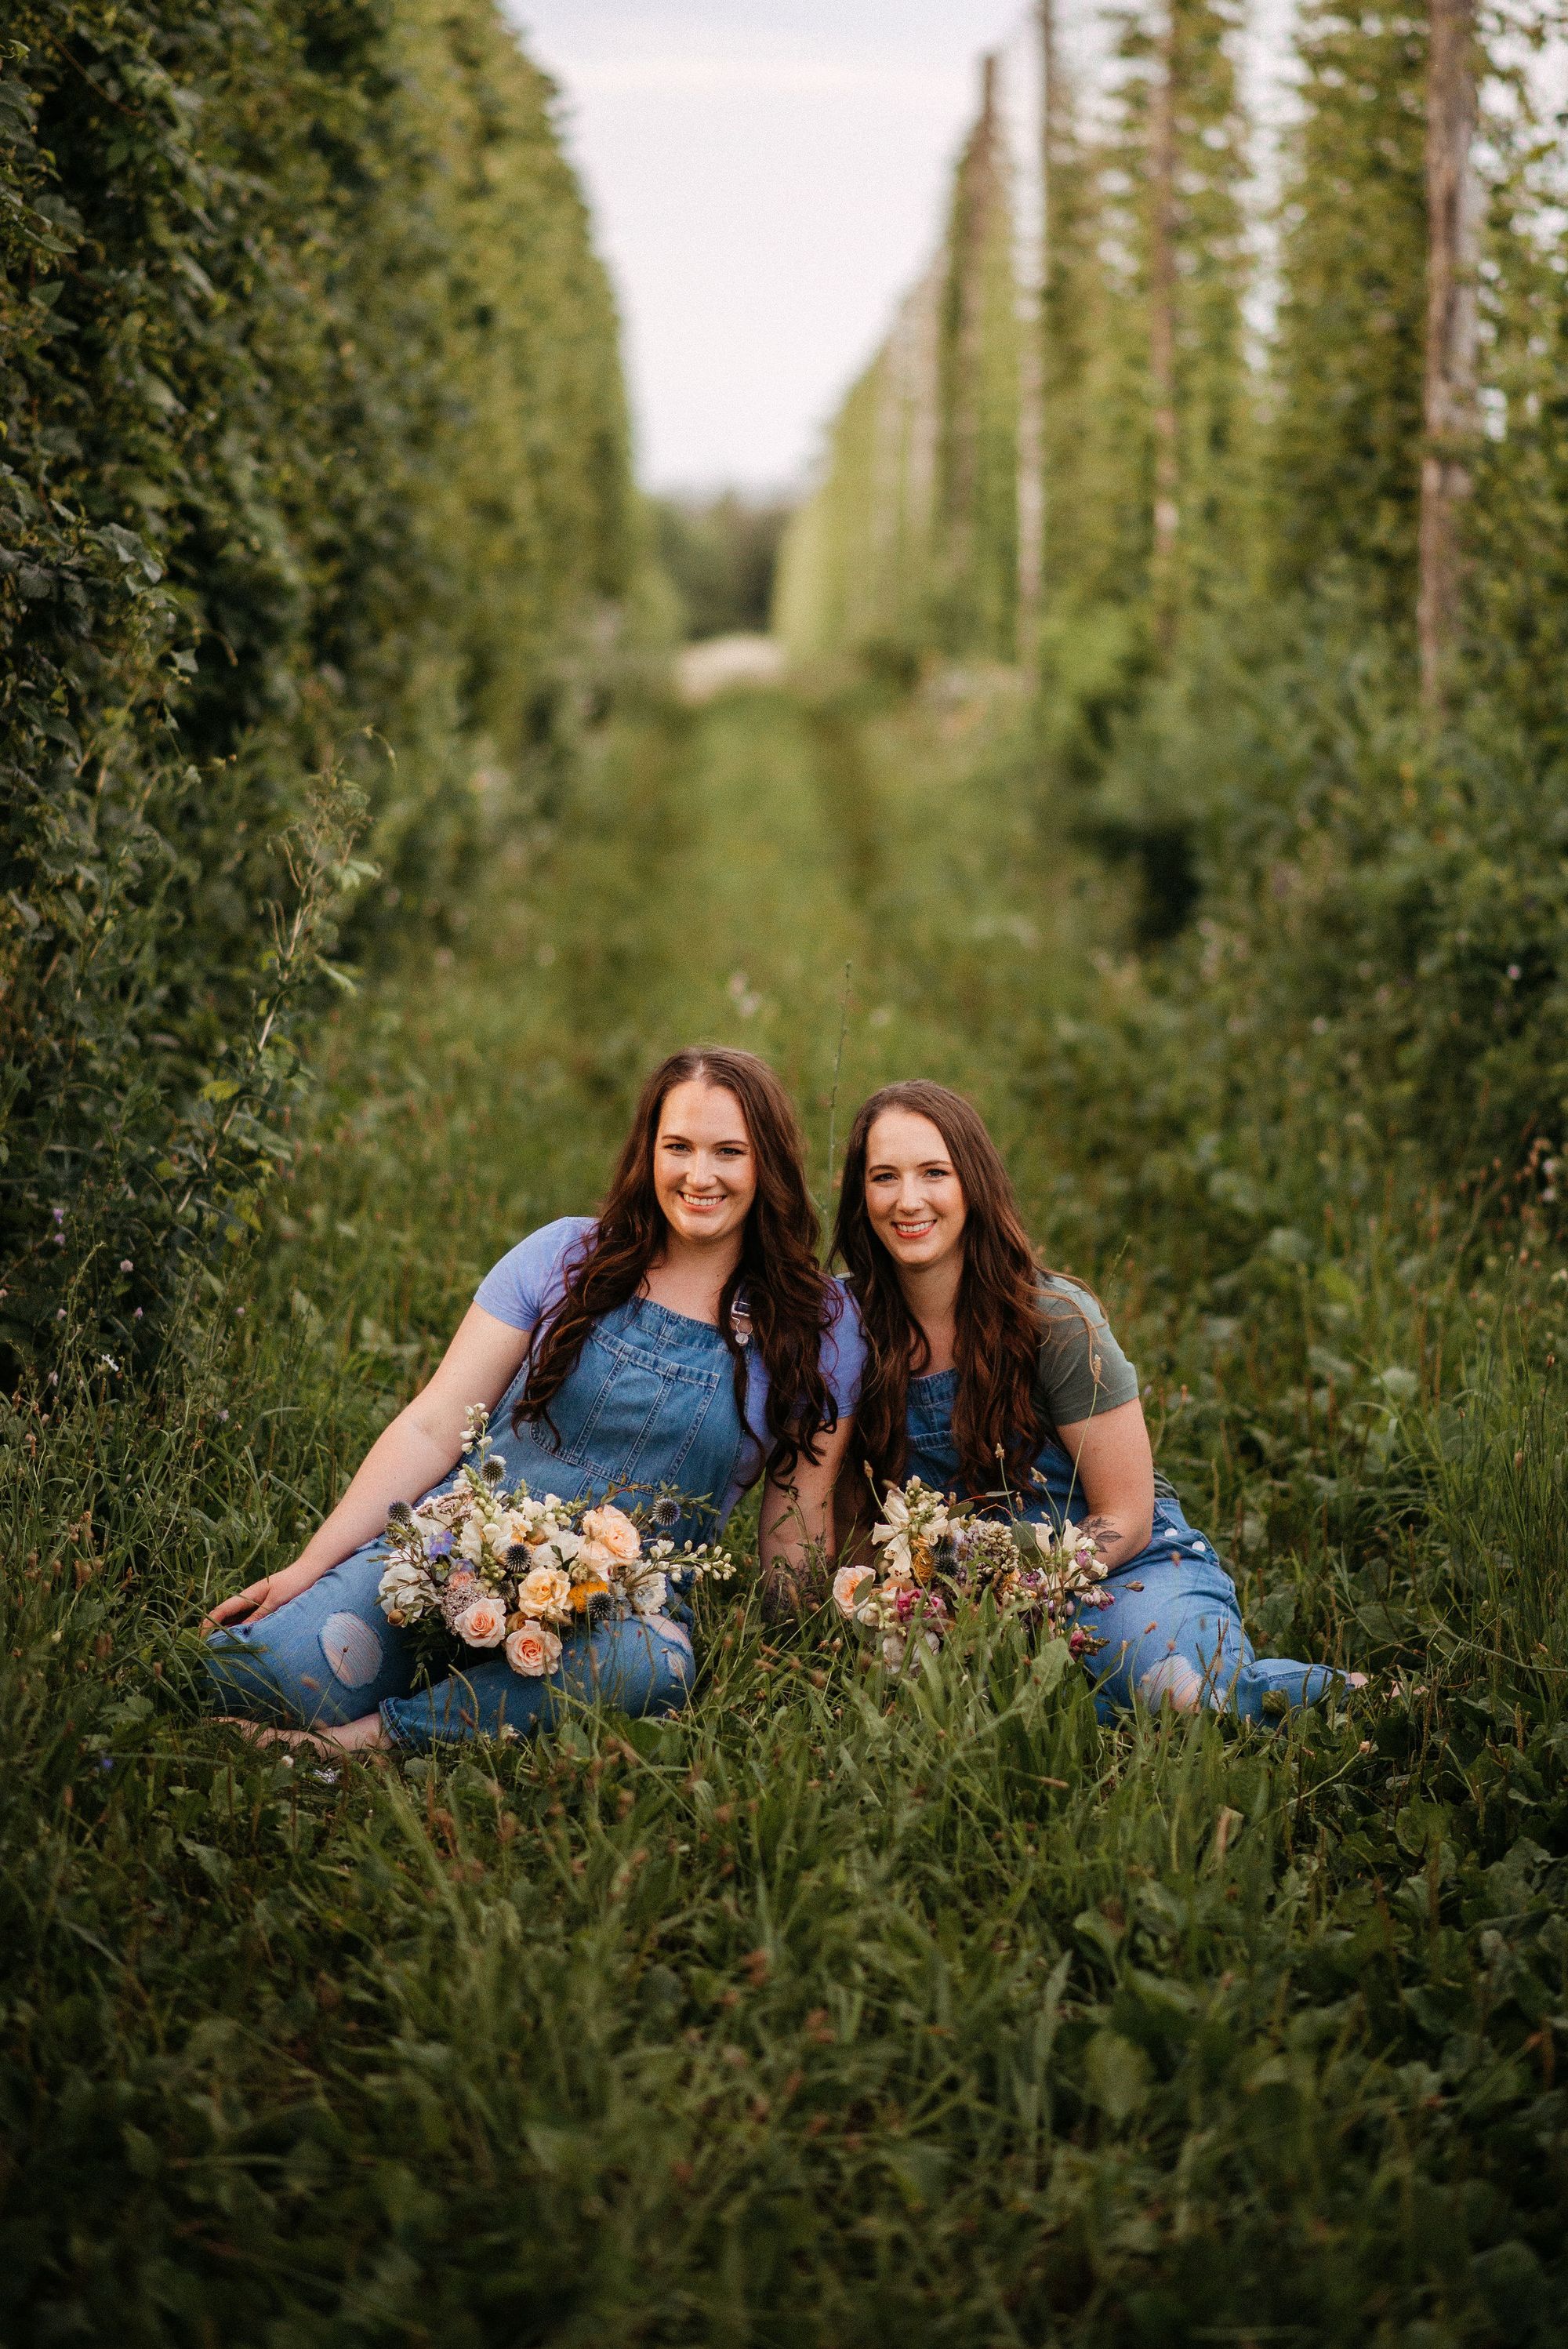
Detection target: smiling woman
<box><xmin>834</xmin><ymin>1081</ymin><xmax>1366</xmax><ymax>1723</ymax></box>
<box><xmin>202</xmin><ymin>1048</ymin><xmax>864</xmax><ymax>1751</ymax></box>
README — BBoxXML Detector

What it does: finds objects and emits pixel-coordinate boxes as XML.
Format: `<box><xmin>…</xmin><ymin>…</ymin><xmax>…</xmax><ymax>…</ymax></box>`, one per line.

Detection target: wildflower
<box><xmin>120</xmin><ymin>1260</ymin><xmax>133</xmax><ymax>1273</ymax></box>
<box><xmin>481</xmin><ymin>1454</ymin><xmax>506</xmax><ymax>1487</ymax></box>
<box><xmin>387</xmin><ymin>1501</ymin><xmax>415</xmax><ymax>1527</ymax></box>
<box><xmin>52</xmin><ymin>1206</ymin><xmax>64</xmax><ymax>1224</ymax></box>
<box><xmin>652</xmin><ymin>1495</ymin><xmax>681</xmax><ymax>1529</ymax></box>
<box><xmin>134</xmin><ymin>1308</ymin><xmax>143</xmax><ymax>1320</ymax></box>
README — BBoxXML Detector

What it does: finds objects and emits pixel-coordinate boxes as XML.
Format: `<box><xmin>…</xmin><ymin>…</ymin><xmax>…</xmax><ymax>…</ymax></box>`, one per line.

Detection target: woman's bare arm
<box><xmin>202</xmin><ymin>1305</ymin><xmax>531</xmax><ymax>1630</ymax></box>
<box><xmin>757</xmin><ymin>1410</ymin><xmax>857</xmax><ymax>1605</ymax></box>
<box><xmin>1054</xmin><ymin>1396</ymin><xmax>1156</xmax><ymax>1570</ymax></box>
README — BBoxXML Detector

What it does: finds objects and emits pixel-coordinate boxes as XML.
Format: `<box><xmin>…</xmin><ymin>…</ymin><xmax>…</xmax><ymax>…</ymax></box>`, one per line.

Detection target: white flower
<box><xmin>456</xmin><ymin>1518</ymin><xmax>486</xmax><ymax>1563</ymax></box>
<box><xmin>577</xmin><ymin>1536</ymin><xmax>617</xmax><ymax>1576</ymax></box>
<box><xmin>517</xmin><ymin>1562</ymin><xmax>572</xmax><ymax>1619</ymax></box>
<box><xmin>378</xmin><ymin>1557</ymin><xmax>427</xmax><ymax>1616</ymax></box>
<box><xmin>506</xmin><ymin>1620</ymin><xmax>562</xmax><ymax>1676</ymax></box>
<box><xmin>550</xmin><ymin>1527</ymin><xmax>584</xmax><ymax>1564</ymax></box>
<box><xmin>880</xmin><ymin>1538</ymin><xmax>916</xmax><ymax>1585</ymax></box>
<box><xmin>833</xmin><ymin>1564</ymin><xmax>875</xmax><ymax>1617</ymax></box>
<box><xmin>872</xmin><ymin>1487</ymin><xmax>913</xmax><ymax>1544</ymax></box>
<box><xmin>629</xmin><ymin>1568</ymin><xmax>667</xmax><ymax>1616</ymax></box>
<box><xmin>880</xmin><ymin>1631</ymin><xmax>908</xmax><ymax>1674</ymax></box>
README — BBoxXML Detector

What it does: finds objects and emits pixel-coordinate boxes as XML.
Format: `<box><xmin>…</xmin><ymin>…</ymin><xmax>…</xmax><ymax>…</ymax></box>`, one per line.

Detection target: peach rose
<box><xmin>832</xmin><ymin>1564</ymin><xmax>875</xmax><ymax>1617</ymax></box>
<box><xmin>576</xmin><ymin>1537</ymin><xmax>617</xmax><ymax>1575</ymax></box>
<box><xmin>582</xmin><ymin>1505</ymin><xmax>641</xmax><ymax>1563</ymax></box>
<box><xmin>506</xmin><ymin>1619</ymin><xmax>562</xmax><ymax>1676</ymax></box>
<box><xmin>517</xmin><ymin>1562</ymin><xmax>572</xmax><ymax>1618</ymax></box>
<box><xmin>454</xmin><ymin>1595</ymin><xmax>506</xmax><ymax>1647</ymax></box>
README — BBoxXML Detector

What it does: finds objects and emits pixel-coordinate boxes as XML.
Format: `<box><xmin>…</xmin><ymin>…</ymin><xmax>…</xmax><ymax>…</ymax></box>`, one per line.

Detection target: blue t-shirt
<box><xmin>475</xmin><ymin>1216</ymin><xmax>863</xmax><ymax>1516</ymax></box>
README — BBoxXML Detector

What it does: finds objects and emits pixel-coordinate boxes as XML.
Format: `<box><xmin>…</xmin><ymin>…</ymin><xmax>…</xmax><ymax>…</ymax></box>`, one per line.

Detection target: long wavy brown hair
<box><xmin>514</xmin><ymin>1047</ymin><xmax>836</xmax><ymax>1481</ymax></box>
<box><xmin>832</xmin><ymin>1080</ymin><xmax>1077</xmax><ymax>1503</ymax></box>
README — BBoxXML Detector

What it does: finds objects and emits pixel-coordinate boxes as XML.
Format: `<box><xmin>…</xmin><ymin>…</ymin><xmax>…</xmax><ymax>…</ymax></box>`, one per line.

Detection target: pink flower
<box><xmin>832</xmin><ymin>1564</ymin><xmax>875</xmax><ymax>1617</ymax></box>
<box><xmin>454</xmin><ymin>1596</ymin><xmax>506</xmax><ymax>1647</ymax></box>
<box><xmin>506</xmin><ymin>1620</ymin><xmax>562</xmax><ymax>1676</ymax></box>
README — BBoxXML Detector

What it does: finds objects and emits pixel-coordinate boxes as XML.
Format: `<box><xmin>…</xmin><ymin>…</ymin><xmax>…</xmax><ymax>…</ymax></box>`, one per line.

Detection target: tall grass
<box><xmin>2</xmin><ymin>682</ymin><xmax>1563</xmax><ymax>2345</ymax></box>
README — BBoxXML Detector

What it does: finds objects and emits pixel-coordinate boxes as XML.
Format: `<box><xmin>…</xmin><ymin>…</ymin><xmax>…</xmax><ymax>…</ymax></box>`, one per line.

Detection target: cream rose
<box><xmin>517</xmin><ymin>1562</ymin><xmax>572</xmax><ymax>1618</ymax></box>
<box><xmin>582</xmin><ymin>1505</ymin><xmax>641</xmax><ymax>1563</ymax></box>
<box><xmin>576</xmin><ymin>1536</ymin><xmax>617</xmax><ymax>1576</ymax></box>
<box><xmin>832</xmin><ymin>1564</ymin><xmax>875</xmax><ymax>1617</ymax></box>
<box><xmin>454</xmin><ymin>1595</ymin><xmax>506</xmax><ymax>1647</ymax></box>
<box><xmin>506</xmin><ymin>1619</ymin><xmax>562</xmax><ymax>1676</ymax></box>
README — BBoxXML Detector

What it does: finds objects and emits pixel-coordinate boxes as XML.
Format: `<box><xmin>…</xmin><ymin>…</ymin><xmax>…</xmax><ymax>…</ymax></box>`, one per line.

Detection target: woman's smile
<box><xmin>863</xmin><ymin>1108</ymin><xmax>968</xmax><ymax>1273</ymax></box>
<box><xmin>652</xmin><ymin>1078</ymin><xmax>758</xmax><ymax>1244</ymax></box>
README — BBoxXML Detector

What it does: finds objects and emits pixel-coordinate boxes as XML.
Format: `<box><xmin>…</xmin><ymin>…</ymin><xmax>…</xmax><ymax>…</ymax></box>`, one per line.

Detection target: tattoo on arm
<box><xmin>1080</xmin><ymin>1513</ymin><xmax>1131</xmax><ymax>1562</ymax></box>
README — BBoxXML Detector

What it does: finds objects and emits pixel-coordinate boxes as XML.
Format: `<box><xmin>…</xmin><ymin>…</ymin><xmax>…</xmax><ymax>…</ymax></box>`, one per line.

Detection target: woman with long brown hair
<box><xmin>204</xmin><ymin>1047</ymin><xmax>861</xmax><ymax>1749</ymax></box>
<box><xmin>833</xmin><ymin>1081</ymin><xmax>1360</xmax><ymax>1720</ymax></box>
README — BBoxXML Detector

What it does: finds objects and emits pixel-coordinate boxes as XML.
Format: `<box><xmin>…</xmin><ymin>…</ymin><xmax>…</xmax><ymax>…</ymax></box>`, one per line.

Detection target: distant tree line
<box><xmin>651</xmin><ymin>494</ymin><xmax>792</xmax><ymax>641</ymax></box>
<box><xmin>0</xmin><ymin>0</ymin><xmax>633</xmax><ymax>1370</ymax></box>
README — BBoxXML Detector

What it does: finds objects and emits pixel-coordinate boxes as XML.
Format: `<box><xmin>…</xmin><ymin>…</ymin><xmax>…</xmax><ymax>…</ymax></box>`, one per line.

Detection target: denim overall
<box><xmin>906</xmin><ymin>1371</ymin><xmax>1344</xmax><ymax>1723</ymax></box>
<box><xmin>205</xmin><ymin>1297</ymin><xmax>752</xmax><ymax>1747</ymax></box>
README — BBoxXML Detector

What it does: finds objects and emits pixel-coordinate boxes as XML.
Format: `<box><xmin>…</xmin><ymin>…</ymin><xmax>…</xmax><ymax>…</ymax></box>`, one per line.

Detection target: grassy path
<box><xmin>3</xmin><ymin>687</ymin><xmax>1565</xmax><ymax>2346</ymax></box>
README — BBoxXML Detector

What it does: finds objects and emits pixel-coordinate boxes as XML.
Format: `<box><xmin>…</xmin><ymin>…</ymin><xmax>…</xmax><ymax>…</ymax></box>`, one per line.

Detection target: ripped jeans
<box><xmin>202</xmin><ymin>1530</ymin><xmax>695</xmax><ymax>1748</ymax></box>
<box><xmin>1087</xmin><ymin>1498</ymin><xmax>1345</xmax><ymax>1724</ymax></box>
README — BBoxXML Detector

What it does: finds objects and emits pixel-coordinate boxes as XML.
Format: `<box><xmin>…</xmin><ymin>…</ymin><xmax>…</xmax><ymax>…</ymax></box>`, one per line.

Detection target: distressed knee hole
<box><xmin>320</xmin><ymin>1611</ymin><xmax>383</xmax><ymax>1690</ymax></box>
<box><xmin>1138</xmin><ymin>1656</ymin><xmax>1207</xmax><ymax>1712</ymax></box>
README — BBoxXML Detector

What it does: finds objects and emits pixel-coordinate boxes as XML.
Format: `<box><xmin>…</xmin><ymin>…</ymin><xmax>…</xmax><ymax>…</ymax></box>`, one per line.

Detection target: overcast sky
<box><xmin>509</xmin><ymin>2</ymin><xmax>1036</xmax><ymax>497</ymax></box>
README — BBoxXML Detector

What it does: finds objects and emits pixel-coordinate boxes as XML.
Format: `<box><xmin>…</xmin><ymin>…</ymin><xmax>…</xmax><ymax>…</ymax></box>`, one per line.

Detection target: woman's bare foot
<box><xmin>216</xmin><ymin>1712</ymin><xmax>388</xmax><ymax>1755</ymax></box>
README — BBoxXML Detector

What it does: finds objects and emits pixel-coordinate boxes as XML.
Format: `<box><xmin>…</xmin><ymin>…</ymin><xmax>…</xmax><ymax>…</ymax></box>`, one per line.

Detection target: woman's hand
<box><xmin>201</xmin><ymin>1554</ymin><xmax>322</xmax><ymax>1635</ymax></box>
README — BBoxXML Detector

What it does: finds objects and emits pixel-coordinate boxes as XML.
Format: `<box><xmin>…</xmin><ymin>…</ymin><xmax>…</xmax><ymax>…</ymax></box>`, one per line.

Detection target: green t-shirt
<box><xmin>1036</xmin><ymin>1275</ymin><xmax>1178</xmax><ymax>1501</ymax></box>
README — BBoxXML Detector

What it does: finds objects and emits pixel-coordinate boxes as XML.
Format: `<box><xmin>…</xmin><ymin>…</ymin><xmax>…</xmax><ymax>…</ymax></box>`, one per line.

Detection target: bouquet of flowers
<box><xmin>830</xmin><ymin>1475</ymin><xmax>1112</xmax><ymax>1675</ymax></box>
<box><xmin>377</xmin><ymin>1407</ymin><xmax>735</xmax><ymax>1677</ymax></box>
